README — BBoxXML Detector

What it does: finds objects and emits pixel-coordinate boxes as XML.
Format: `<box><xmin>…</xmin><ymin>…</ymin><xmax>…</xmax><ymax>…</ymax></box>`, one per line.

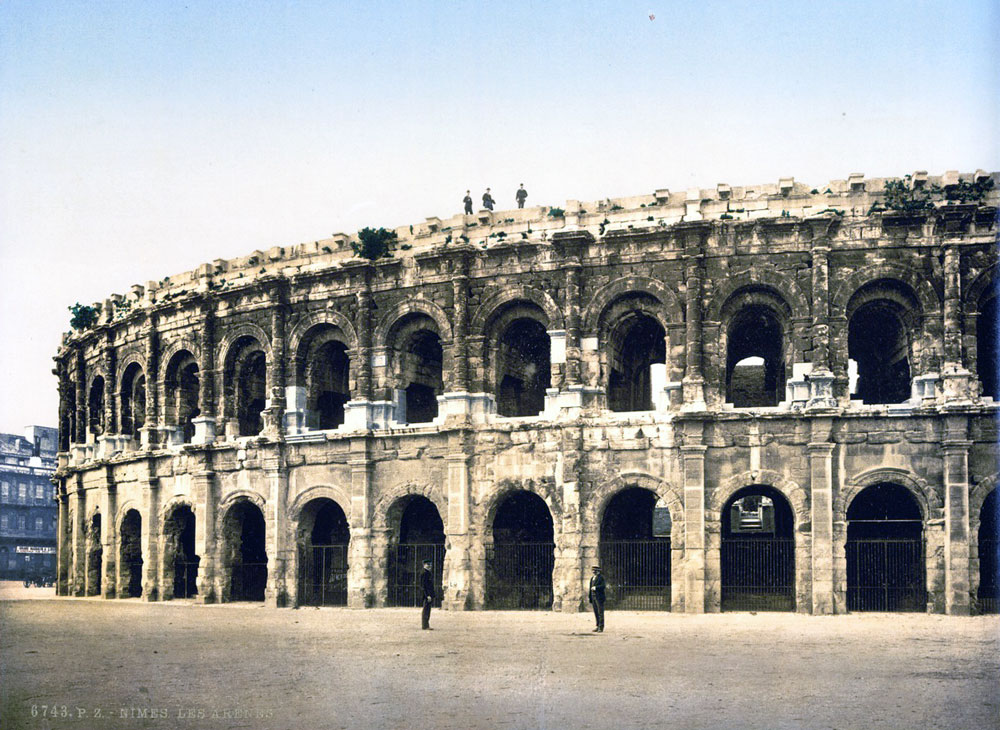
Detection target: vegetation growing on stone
<box><xmin>353</xmin><ymin>227</ymin><xmax>398</xmax><ymax>260</ymax></box>
<box><xmin>69</xmin><ymin>303</ymin><xmax>101</xmax><ymax>331</ymax></box>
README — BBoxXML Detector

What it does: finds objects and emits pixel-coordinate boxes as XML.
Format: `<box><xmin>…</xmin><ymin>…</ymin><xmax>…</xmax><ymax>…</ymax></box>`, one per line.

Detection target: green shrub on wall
<box><xmin>352</xmin><ymin>227</ymin><xmax>398</xmax><ymax>260</ymax></box>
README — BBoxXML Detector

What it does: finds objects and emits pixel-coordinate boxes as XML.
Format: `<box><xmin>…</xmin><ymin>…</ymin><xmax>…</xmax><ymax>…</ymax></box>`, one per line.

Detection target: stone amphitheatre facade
<box><xmin>53</xmin><ymin>171</ymin><xmax>999</xmax><ymax>615</ymax></box>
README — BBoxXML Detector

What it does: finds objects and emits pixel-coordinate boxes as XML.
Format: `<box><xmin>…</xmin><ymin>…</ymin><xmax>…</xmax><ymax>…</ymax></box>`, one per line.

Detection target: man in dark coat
<box><xmin>515</xmin><ymin>184</ymin><xmax>528</xmax><ymax>208</ymax></box>
<box><xmin>420</xmin><ymin>559</ymin><xmax>435</xmax><ymax>630</ymax></box>
<box><xmin>482</xmin><ymin>188</ymin><xmax>495</xmax><ymax>211</ymax></box>
<box><xmin>589</xmin><ymin>565</ymin><xmax>606</xmax><ymax>632</ymax></box>
<box><xmin>463</xmin><ymin>190</ymin><xmax>473</xmax><ymax>214</ymax></box>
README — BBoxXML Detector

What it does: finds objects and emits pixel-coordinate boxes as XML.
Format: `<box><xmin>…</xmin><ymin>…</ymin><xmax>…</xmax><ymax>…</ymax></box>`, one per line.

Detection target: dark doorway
<box><xmin>164</xmin><ymin>506</ymin><xmax>198</xmax><ymax>599</ymax></box>
<box><xmin>224</xmin><ymin>500</ymin><xmax>267</xmax><ymax>602</ymax></box>
<box><xmin>119</xmin><ymin>363</ymin><xmax>146</xmax><ymax>437</ymax></box>
<box><xmin>119</xmin><ymin>509</ymin><xmax>143</xmax><ymax>598</ymax></box>
<box><xmin>400</xmin><ymin>330</ymin><xmax>443</xmax><ymax>424</ymax></box>
<box><xmin>486</xmin><ymin>491</ymin><xmax>554</xmax><ymax>610</ymax></box>
<box><xmin>978</xmin><ymin>489</ymin><xmax>999</xmax><ymax>614</ymax></box>
<box><xmin>726</xmin><ymin>308</ymin><xmax>785</xmax><ymax>407</ymax></box>
<box><xmin>721</xmin><ymin>486</ymin><xmax>794</xmax><ymax>611</ymax></box>
<box><xmin>308</xmin><ymin>340</ymin><xmax>350</xmax><ymax>429</ymax></box>
<box><xmin>88</xmin><ymin>376</ymin><xmax>105</xmax><ymax>437</ymax></box>
<box><xmin>238</xmin><ymin>351</ymin><xmax>267</xmax><ymax>436</ymax></box>
<box><xmin>599</xmin><ymin>488</ymin><xmax>671</xmax><ymax>610</ymax></box>
<box><xmin>608</xmin><ymin>313</ymin><xmax>666</xmax><ymax>412</ymax></box>
<box><xmin>846</xmin><ymin>483</ymin><xmax>925</xmax><ymax>612</ymax></box>
<box><xmin>388</xmin><ymin>496</ymin><xmax>446</xmax><ymax>607</ymax></box>
<box><xmin>849</xmin><ymin>303</ymin><xmax>911</xmax><ymax>404</ymax></box>
<box><xmin>298</xmin><ymin>499</ymin><xmax>349</xmax><ymax>606</ymax></box>
<box><xmin>978</xmin><ymin>294</ymin><xmax>999</xmax><ymax>400</ymax></box>
<box><xmin>495</xmin><ymin>319</ymin><xmax>551</xmax><ymax>417</ymax></box>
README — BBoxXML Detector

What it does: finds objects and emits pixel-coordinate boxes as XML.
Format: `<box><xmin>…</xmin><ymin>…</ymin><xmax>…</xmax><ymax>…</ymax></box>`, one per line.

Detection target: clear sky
<box><xmin>1</xmin><ymin>0</ymin><xmax>997</xmax><ymax>433</ymax></box>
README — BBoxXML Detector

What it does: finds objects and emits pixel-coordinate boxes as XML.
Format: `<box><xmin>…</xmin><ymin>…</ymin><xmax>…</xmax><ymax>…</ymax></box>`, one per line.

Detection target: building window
<box><xmin>1</xmin><ymin>514</ymin><xmax>8</xmax><ymax>529</ymax></box>
<box><xmin>35</xmin><ymin>517</ymin><xmax>43</xmax><ymax>531</ymax></box>
<box><xmin>35</xmin><ymin>484</ymin><xmax>45</xmax><ymax>500</ymax></box>
<box><xmin>18</xmin><ymin>484</ymin><xmax>27</xmax><ymax>502</ymax></box>
<box><xmin>1</xmin><ymin>481</ymin><xmax>8</xmax><ymax>499</ymax></box>
<box><xmin>17</xmin><ymin>515</ymin><xmax>26</xmax><ymax>530</ymax></box>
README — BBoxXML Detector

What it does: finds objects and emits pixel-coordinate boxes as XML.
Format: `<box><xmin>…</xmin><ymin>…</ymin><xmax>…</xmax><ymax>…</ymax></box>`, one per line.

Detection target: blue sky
<box><xmin>1</xmin><ymin>0</ymin><xmax>997</xmax><ymax>432</ymax></box>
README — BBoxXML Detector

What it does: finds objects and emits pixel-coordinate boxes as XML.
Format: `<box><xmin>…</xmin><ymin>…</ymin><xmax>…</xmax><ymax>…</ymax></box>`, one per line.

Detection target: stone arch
<box><xmin>217</xmin><ymin>323</ymin><xmax>273</xmax><ymax>365</ymax></box>
<box><xmin>287</xmin><ymin>485</ymin><xmax>352</xmax><ymax>523</ymax></box>
<box><xmin>836</xmin><ymin>467</ymin><xmax>941</xmax><ymax>523</ymax></box>
<box><xmin>216</xmin><ymin>490</ymin><xmax>267</xmax><ymax>532</ymax></box>
<box><xmin>115</xmin><ymin>500</ymin><xmax>143</xmax><ymax>528</ymax></box>
<box><xmin>582</xmin><ymin>276</ymin><xmax>683</xmax><ymax>335</ymax></box>
<box><xmin>831</xmin><ymin>263</ymin><xmax>941</xmax><ymax>318</ymax></box>
<box><xmin>970</xmin><ymin>473</ymin><xmax>999</xmax><ymax>536</ymax></box>
<box><xmin>159</xmin><ymin>339</ymin><xmax>201</xmax><ymax>383</ymax></box>
<box><xmin>287</xmin><ymin>310</ymin><xmax>358</xmax><ymax>359</ymax></box>
<box><xmin>159</xmin><ymin>495</ymin><xmax>196</xmax><ymax>522</ymax></box>
<box><xmin>966</xmin><ymin>264</ymin><xmax>999</xmax><ymax>314</ymax></box>
<box><xmin>471</xmin><ymin>285</ymin><xmax>565</xmax><ymax>334</ymax></box>
<box><xmin>372</xmin><ymin>482</ymin><xmax>447</xmax><ymax>532</ymax></box>
<box><xmin>374</xmin><ymin>298</ymin><xmax>453</xmax><ymax>348</ymax></box>
<box><xmin>706</xmin><ymin>268</ymin><xmax>809</xmax><ymax>324</ymax></box>
<box><xmin>585</xmin><ymin>471</ymin><xmax>685</xmax><ymax>549</ymax></box>
<box><xmin>481</xmin><ymin>478</ymin><xmax>562</xmax><ymax>532</ymax></box>
<box><xmin>708</xmin><ymin>470</ymin><xmax>810</xmax><ymax>529</ymax></box>
<box><xmin>115</xmin><ymin>351</ymin><xmax>148</xmax><ymax>387</ymax></box>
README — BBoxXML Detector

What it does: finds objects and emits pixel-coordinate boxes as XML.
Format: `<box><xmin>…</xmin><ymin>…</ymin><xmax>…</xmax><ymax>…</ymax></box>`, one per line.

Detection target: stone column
<box><xmin>75</xmin><ymin>346</ymin><xmax>87</xmax><ymax>445</ymax></box>
<box><xmin>141</xmin><ymin>475</ymin><xmax>160</xmax><ymax>601</ymax></box>
<box><xmin>265</xmin><ymin>288</ymin><xmax>287</xmax><ymax>437</ymax></box>
<box><xmin>194</xmin><ymin>303</ymin><xmax>217</xmax><ymax>444</ymax></box>
<box><xmin>103</xmin><ymin>341</ymin><xmax>116</xmax><ymax>437</ymax></box>
<box><xmin>554</xmin><ymin>425</ymin><xmax>584</xmax><ymax>612</ymax></box>
<box><xmin>192</xmin><ymin>468</ymin><xmax>218</xmax><ymax>603</ymax></box>
<box><xmin>56</xmin><ymin>489</ymin><xmax>70</xmax><ymax>595</ymax></box>
<box><xmin>343</xmin><ymin>272</ymin><xmax>377</xmax><ymax>430</ymax></box>
<box><xmin>943</xmin><ymin>416</ymin><xmax>972</xmax><ymax>614</ymax></box>
<box><xmin>681</xmin><ymin>423</ymin><xmax>707</xmax><ymax>612</ymax></box>
<box><xmin>140</xmin><ymin>322</ymin><xmax>159</xmax><ymax>448</ymax></box>
<box><xmin>808</xmin><ymin>438</ymin><xmax>835</xmax><ymax>614</ymax></box>
<box><xmin>263</xmin><ymin>449</ymin><xmax>290</xmax><ymax>607</ymax></box>
<box><xmin>57</xmin><ymin>362</ymin><xmax>72</xmax><ymax>452</ymax></box>
<box><xmin>443</xmin><ymin>437</ymin><xmax>472</xmax><ymax>610</ymax></box>
<box><xmin>452</xmin><ymin>258</ymin><xmax>470</xmax><ymax>394</ymax></box>
<box><xmin>347</xmin><ymin>436</ymin><xmax>374</xmax><ymax>607</ymax></box>
<box><xmin>807</xmin><ymin>233</ymin><xmax>837</xmax><ymax>408</ymax></box>
<box><xmin>941</xmin><ymin>244</ymin><xmax>974</xmax><ymax>401</ymax></box>
<box><xmin>681</xmin><ymin>226</ymin><xmax>706</xmax><ymax>409</ymax></box>
<box><xmin>71</xmin><ymin>482</ymin><xmax>87</xmax><ymax>596</ymax></box>
<box><xmin>101</xmin><ymin>482</ymin><xmax>117</xmax><ymax>598</ymax></box>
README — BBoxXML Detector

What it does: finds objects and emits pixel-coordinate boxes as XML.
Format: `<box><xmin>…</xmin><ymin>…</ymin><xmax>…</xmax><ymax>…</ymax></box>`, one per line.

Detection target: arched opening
<box><xmin>608</xmin><ymin>313</ymin><xmax>666</xmax><ymax>412</ymax></box>
<box><xmin>977</xmin><ymin>293</ymin><xmax>999</xmax><ymax>400</ymax></box>
<box><xmin>297</xmin><ymin>498</ymin><xmax>349</xmax><ymax>606</ymax></box>
<box><xmin>849</xmin><ymin>302</ymin><xmax>911</xmax><ymax>404</ymax></box>
<box><xmin>598</xmin><ymin>487</ymin><xmax>671</xmax><ymax>610</ymax></box>
<box><xmin>86</xmin><ymin>513</ymin><xmax>102</xmax><ymax>596</ymax></box>
<box><xmin>495</xmin><ymin>319</ymin><xmax>550</xmax><ymax>417</ymax></box>
<box><xmin>119</xmin><ymin>363</ymin><xmax>146</xmax><ymax>438</ymax></box>
<box><xmin>720</xmin><ymin>486</ymin><xmax>795</xmax><ymax>611</ymax></box>
<box><xmin>237</xmin><ymin>351</ymin><xmax>267</xmax><ymax>436</ymax></box>
<box><xmin>222</xmin><ymin>500</ymin><xmax>267</xmax><ymax>602</ymax></box>
<box><xmin>163</xmin><ymin>505</ymin><xmax>198</xmax><ymax>600</ymax></box>
<box><xmin>977</xmin><ymin>489</ymin><xmax>999</xmax><ymax>613</ymax></box>
<box><xmin>387</xmin><ymin>496</ymin><xmax>446</xmax><ymax>606</ymax></box>
<box><xmin>485</xmin><ymin>490</ymin><xmax>554</xmax><ymax>610</ymax></box>
<box><xmin>726</xmin><ymin>307</ymin><xmax>785</xmax><ymax>407</ymax></box>
<box><xmin>165</xmin><ymin>351</ymin><xmax>200</xmax><ymax>443</ymax></box>
<box><xmin>846</xmin><ymin>483</ymin><xmax>925</xmax><ymax>611</ymax></box>
<box><xmin>88</xmin><ymin>376</ymin><xmax>105</xmax><ymax>438</ymax></box>
<box><xmin>390</xmin><ymin>317</ymin><xmax>443</xmax><ymax>424</ymax></box>
<box><xmin>306</xmin><ymin>340</ymin><xmax>351</xmax><ymax>429</ymax></box>
<box><xmin>119</xmin><ymin>509</ymin><xmax>143</xmax><ymax>598</ymax></box>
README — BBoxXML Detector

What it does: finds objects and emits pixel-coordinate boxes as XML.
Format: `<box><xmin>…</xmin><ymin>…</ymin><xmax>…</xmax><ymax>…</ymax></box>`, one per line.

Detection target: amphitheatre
<box><xmin>52</xmin><ymin>169</ymin><xmax>999</xmax><ymax>616</ymax></box>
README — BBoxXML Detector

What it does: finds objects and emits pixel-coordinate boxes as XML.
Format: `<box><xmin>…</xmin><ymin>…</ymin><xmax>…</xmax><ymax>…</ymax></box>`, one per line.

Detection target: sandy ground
<box><xmin>1</xmin><ymin>583</ymin><xmax>997</xmax><ymax>730</ymax></box>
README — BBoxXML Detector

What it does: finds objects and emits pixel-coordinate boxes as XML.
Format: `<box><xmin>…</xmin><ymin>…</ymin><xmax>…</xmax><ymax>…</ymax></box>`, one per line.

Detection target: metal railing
<box><xmin>298</xmin><ymin>545</ymin><xmax>348</xmax><ymax>606</ymax></box>
<box><xmin>721</xmin><ymin>538</ymin><xmax>795</xmax><ymax>611</ymax></box>
<box><xmin>172</xmin><ymin>559</ymin><xmax>199</xmax><ymax>599</ymax></box>
<box><xmin>846</xmin><ymin>538</ymin><xmax>926</xmax><ymax>612</ymax></box>
<box><xmin>485</xmin><ymin>542</ymin><xmax>554</xmax><ymax>610</ymax></box>
<box><xmin>123</xmin><ymin>559</ymin><xmax>144</xmax><ymax>598</ymax></box>
<box><xmin>599</xmin><ymin>539</ymin><xmax>671</xmax><ymax>610</ymax></box>
<box><xmin>977</xmin><ymin>538</ymin><xmax>998</xmax><ymax>614</ymax></box>
<box><xmin>388</xmin><ymin>543</ymin><xmax>445</xmax><ymax>607</ymax></box>
<box><xmin>230</xmin><ymin>561</ymin><xmax>268</xmax><ymax>602</ymax></box>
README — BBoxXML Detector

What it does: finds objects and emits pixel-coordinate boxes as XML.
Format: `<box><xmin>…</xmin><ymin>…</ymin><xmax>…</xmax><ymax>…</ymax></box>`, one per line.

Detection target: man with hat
<box><xmin>589</xmin><ymin>565</ymin><xmax>606</xmax><ymax>632</ymax></box>
<box><xmin>420</xmin><ymin>559</ymin><xmax>436</xmax><ymax>630</ymax></box>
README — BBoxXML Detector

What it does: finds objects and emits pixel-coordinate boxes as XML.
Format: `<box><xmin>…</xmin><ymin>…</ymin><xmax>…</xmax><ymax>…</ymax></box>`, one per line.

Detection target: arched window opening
<box><xmin>238</xmin><ymin>351</ymin><xmax>267</xmax><ymax>436</ymax></box>
<box><xmin>608</xmin><ymin>313</ymin><xmax>666</xmax><ymax>412</ymax></box>
<box><xmin>977</xmin><ymin>294</ymin><xmax>999</xmax><ymax>400</ymax></box>
<box><xmin>599</xmin><ymin>488</ymin><xmax>671</xmax><ymax>610</ymax></box>
<box><xmin>977</xmin><ymin>489</ymin><xmax>999</xmax><ymax>614</ymax></box>
<box><xmin>307</xmin><ymin>340</ymin><xmax>350</xmax><ymax>429</ymax></box>
<box><xmin>486</xmin><ymin>491</ymin><xmax>554</xmax><ymax>610</ymax></box>
<box><xmin>849</xmin><ymin>302</ymin><xmax>911</xmax><ymax>404</ymax></box>
<box><xmin>726</xmin><ymin>307</ymin><xmax>785</xmax><ymax>407</ymax></box>
<box><xmin>720</xmin><ymin>486</ymin><xmax>794</xmax><ymax>611</ymax></box>
<box><xmin>86</xmin><ymin>513</ymin><xmax>102</xmax><ymax>596</ymax></box>
<box><xmin>297</xmin><ymin>498</ymin><xmax>349</xmax><ymax>606</ymax></box>
<box><xmin>165</xmin><ymin>352</ymin><xmax>200</xmax><ymax>443</ymax></box>
<box><xmin>496</xmin><ymin>319</ymin><xmax>550</xmax><ymax>417</ymax></box>
<box><xmin>846</xmin><ymin>483</ymin><xmax>925</xmax><ymax>612</ymax></box>
<box><xmin>119</xmin><ymin>363</ymin><xmax>146</xmax><ymax>438</ymax></box>
<box><xmin>400</xmin><ymin>330</ymin><xmax>443</xmax><ymax>424</ymax></box>
<box><xmin>88</xmin><ymin>376</ymin><xmax>105</xmax><ymax>438</ymax></box>
<box><xmin>222</xmin><ymin>500</ymin><xmax>267</xmax><ymax>602</ymax></box>
<box><xmin>387</xmin><ymin>496</ymin><xmax>446</xmax><ymax>607</ymax></box>
<box><xmin>119</xmin><ymin>509</ymin><xmax>143</xmax><ymax>598</ymax></box>
<box><xmin>164</xmin><ymin>506</ymin><xmax>198</xmax><ymax>600</ymax></box>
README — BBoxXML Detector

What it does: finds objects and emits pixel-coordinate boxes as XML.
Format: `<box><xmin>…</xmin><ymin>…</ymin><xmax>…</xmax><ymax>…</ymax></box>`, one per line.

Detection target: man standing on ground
<box><xmin>515</xmin><ymin>184</ymin><xmax>528</xmax><ymax>208</ymax></box>
<box><xmin>463</xmin><ymin>190</ymin><xmax>473</xmax><ymax>215</ymax></box>
<box><xmin>420</xmin><ymin>559</ymin><xmax>435</xmax><ymax>630</ymax></box>
<box><xmin>482</xmin><ymin>188</ymin><xmax>495</xmax><ymax>211</ymax></box>
<box><xmin>589</xmin><ymin>565</ymin><xmax>606</xmax><ymax>632</ymax></box>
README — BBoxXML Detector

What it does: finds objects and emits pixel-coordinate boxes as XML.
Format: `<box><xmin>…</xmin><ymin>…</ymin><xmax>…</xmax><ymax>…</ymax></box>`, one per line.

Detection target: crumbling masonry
<box><xmin>53</xmin><ymin>171</ymin><xmax>1000</xmax><ymax>614</ymax></box>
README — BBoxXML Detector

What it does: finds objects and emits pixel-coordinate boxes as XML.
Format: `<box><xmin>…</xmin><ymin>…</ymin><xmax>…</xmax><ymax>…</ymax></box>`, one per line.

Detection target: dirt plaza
<box><xmin>1</xmin><ymin>589</ymin><xmax>997</xmax><ymax>730</ymax></box>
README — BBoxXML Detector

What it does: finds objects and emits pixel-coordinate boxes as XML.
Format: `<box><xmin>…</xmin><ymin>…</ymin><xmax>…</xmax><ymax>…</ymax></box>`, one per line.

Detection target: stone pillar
<box><xmin>808</xmin><ymin>439</ymin><xmax>836</xmax><ymax>614</ymax></box>
<box><xmin>57</xmin><ymin>362</ymin><xmax>72</xmax><ymax>452</ymax></box>
<box><xmin>681</xmin><ymin>426</ymin><xmax>707</xmax><ymax>612</ymax></box>
<box><xmin>71</xmin><ymin>483</ymin><xmax>86</xmax><ymax>596</ymax></box>
<box><xmin>101</xmin><ymin>483</ymin><xmax>117</xmax><ymax>599</ymax></box>
<box><xmin>807</xmin><ymin>235</ymin><xmax>837</xmax><ymax>409</ymax></box>
<box><xmin>941</xmin><ymin>244</ymin><xmax>974</xmax><ymax>401</ymax></box>
<box><xmin>193</xmin><ymin>469</ymin><xmax>217</xmax><ymax>603</ymax></box>
<box><xmin>103</xmin><ymin>341</ymin><xmax>116</xmax><ymax>437</ymax></box>
<box><xmin>264</xmin><ymin>289</ymin><xmax>287</xmax><ymax>437</ymax></box>
<box><xmin>140</xmin><ymin>322</ymin><xmax>159</xmax><ymax>448</ymax></box>
<box><xmin>443</xmin><ymin>442</ymin><xmax>472</xmax><ymax>610</ymax></box>
<box><xmin>141</xmin><ymin>475</ymin><xmax>160</xmax><ymax>601</ymax></box>
<box><xmin>943</xmin><ymin>417</ymin><xmax>972</xmax><ymax>615</ymax></box>
<box><xmin>347</xmin><ymin>436</ymin><xmax>374</xmax><ymax>607</ymax></box>
<box><xmin>263</xmin><ymin>449</ymin><xmax>289</xmax><ymax>607</ymax></box>
<box><xmin>56</xmin><ymin>489</ymin><xmax>70</xmax><ymax>595</ymax></box>
<box><xmin>75</xmin><ymin>346</ymin><xmax>87</xmax><ymax>445</ymax></box>
<box><xmin>194</xmin><ymin>303</ymin><xmax>217</xmax><ymax>444</ymax></box>
<box><xmin>681</xmin><ymin>226</ymin><xmax>706</xmax><ymax>409</ymax></box>
<box><xmin>452</xmin><ymin>260</ymin><xmax>470</xmax><ymax>394</ymax></box>
<box><xmin>554</xmin><ymin>425</ymin><xmax>584</xmax><ymax>612</ymax></box>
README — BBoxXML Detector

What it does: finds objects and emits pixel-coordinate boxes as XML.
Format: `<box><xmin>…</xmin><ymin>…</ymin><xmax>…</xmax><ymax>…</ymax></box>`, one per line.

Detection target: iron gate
<box><xmin>298</xmin><ymin>545</ymin><xmax>348</xmax><ymax>606</ymax></box>
<box><xmin>599</xmin><ymin>540</ymin><xmax>671</xmax><ymax>610</ymax></box>
<box><xmin>978</xmin><ymin>538</ymin><xmax>998</xmax><ymax>614</ymax></box>
<box><xmin>846</xmin><ymin>538</ymin><xmax>925</xmax><ymax>612</ymax></box>
<box><xmin>485</xmin><ymin>542</ymin><xmax>555</xmax><ymax>610</ymax></box>
<box><xmin>173</xmin><ymin>559</ymin><xmax>199</xmax><ymax>598</ymax></box>
<box><xmin>388</xmin><ymin>543</ymin><xmax>445</xmax><ymax>607</ymax></box>
<box><xmin>230</xmin><ymin>561</ymin><xmax>268</xmax><ymax>602</ymax></box>
<box><xmin>721</xmin><ymin>538</ymin><xmax>794</xmax><ymax>611</ymax></box>
<box><xmin>125</xmin><ymin>560</ymin><xmax>144</xmax><ymax>598</ymax></box>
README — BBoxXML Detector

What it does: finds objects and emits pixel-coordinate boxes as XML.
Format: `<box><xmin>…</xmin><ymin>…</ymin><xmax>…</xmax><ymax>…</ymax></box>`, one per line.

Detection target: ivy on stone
<box><xmin>352</xmin><ymin>227</ymin><xmax>397</xmax><ymax>260</ymax></box>
<box><xmin>69</xmin><ymin>303</ymin><xmax>101</xmax><ymax>331</ymax></box>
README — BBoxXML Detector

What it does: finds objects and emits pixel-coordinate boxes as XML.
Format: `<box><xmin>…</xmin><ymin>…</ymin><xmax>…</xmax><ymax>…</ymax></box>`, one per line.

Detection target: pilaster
<box><xmin>681</xmin><ymin>419</ymin><xmax>707</xmax><ymax>612</ymax></box>
<box><xmin>808</xmin><ymin>435</ymin><xmax>836</xmax><ymax>614</ymax></box>
<box><xmin>263</xmin><ymin>446</ymin><xmax>289</xmax><ymax>607</ymax></box>
<box><xmin>71</xmin><ymin>479</ymin><xmax>87</xmax><ymax>596</ymax></box>
<box><xmin>443</xmin><ymin>434</ymin><xmax>472</xmax><ymax>610</ymax></box>
<box><xmin>193</xmin><ymin>467</ymin><xmax>217</xmax><ymax>603</ymax></box>
<box><xmin>943</xmin><ymin>416</ymin><xmax>972</xmax><ymax>615</ymax></box>
<box><xmin>347</xmin><ymin>435</ymin><xmax>374</xmax><ymax>607</ymax></box>
<box><xmin>141</xmin><ymin>473</ymin><xmax>160</xmax><ymax>601</ymax></box>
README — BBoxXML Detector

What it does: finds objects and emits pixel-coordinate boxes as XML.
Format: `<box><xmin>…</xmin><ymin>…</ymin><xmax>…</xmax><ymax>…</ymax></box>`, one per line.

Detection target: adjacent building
<box><xmin>0</xmin><ymin>426</ymin><xmax>58</xmax><ymax>580</ymax></box>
